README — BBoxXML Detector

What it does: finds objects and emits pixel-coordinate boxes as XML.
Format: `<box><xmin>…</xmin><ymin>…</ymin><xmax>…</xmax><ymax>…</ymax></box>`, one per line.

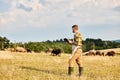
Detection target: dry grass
<box><xmin>0</xmin><ymin>51</ymin><xmax>120</xmax><ymax>80</ymax></box>
<box><xmin>0</xmin><ymin>51</ymin><xmax>13</xmax><ymax>59</ymax></box>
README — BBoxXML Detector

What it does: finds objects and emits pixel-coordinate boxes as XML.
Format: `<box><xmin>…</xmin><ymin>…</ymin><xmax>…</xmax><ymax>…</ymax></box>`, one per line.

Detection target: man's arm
<box><xmin>64</xmin><ymin>38</ymin><xmax>73</xmax><ymax>45</ymax></box>
<box><xmin>64</xmin><ymin>38</ymin><xmax>77</xmax><ymax>45</ymax></box>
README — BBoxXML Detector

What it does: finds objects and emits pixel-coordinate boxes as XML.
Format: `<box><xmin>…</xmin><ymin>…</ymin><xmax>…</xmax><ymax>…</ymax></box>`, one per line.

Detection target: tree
<box><xmin>0</xmin><ymin>36</ymin><xmax>10</xmax><ymax>50</ymax></box>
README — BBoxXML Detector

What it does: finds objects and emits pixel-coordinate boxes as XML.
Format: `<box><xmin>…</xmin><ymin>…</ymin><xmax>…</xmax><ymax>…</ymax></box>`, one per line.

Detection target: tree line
<box><xmin>0</xmin><ymin>36</ymin><xmax>120</xmax><ymax>53</ymax></box>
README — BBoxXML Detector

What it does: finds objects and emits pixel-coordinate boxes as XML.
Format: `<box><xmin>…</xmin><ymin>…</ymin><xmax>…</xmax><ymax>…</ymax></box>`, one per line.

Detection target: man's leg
<box><xmin>68</xmin><ymin>67</ymin><xmax>74</xmax><ymax>75</ymax></box>
<box><xmin>76</xmin><ymin>49</ymin><xmax>83</xmax><ymax>76</ymax></box>
<box><xmin>68</xmin><ymin>51</ymin><xmax>79</xmax><ymax>75</ymax></box>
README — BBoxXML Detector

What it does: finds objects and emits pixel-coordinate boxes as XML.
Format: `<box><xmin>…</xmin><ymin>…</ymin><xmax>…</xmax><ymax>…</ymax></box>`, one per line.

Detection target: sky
<box><xmin>0</xmin><ymin>0</ymin><xmax>120</xmax><ymax>42</ymax></box>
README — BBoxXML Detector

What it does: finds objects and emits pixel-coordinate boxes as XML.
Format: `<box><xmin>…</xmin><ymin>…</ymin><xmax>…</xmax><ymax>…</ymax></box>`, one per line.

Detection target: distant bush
<box><xmin>0</xmin><ymin>36</ymin><xmax>10</xmax><ymax>50</ymax></box>
<box><xmin>0</xmin><ymin>36</ymin><xmax>120</xmax><ymax>53</ymax></box>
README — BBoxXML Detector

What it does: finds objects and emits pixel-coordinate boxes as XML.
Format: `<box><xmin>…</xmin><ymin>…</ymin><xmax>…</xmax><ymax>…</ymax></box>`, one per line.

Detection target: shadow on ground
<box><xmin>19</xmin><ymin>66</ymin><xmax>66</xmax><ymax>76</ymax></box>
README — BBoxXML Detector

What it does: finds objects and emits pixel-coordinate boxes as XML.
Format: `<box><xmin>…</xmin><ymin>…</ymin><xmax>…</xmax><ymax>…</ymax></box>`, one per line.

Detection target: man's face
<box><xmin>72</xmin><ymin>28</ymin><xmax>76</xmax><ymax>33</ymax></box>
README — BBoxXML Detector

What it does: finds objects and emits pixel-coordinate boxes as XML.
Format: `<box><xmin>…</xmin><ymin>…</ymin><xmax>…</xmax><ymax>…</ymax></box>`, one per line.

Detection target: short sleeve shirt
<box><xmin>73</xmin><ymin>32</ymin><xmax>82</xmax><ymax>46</ymax></box>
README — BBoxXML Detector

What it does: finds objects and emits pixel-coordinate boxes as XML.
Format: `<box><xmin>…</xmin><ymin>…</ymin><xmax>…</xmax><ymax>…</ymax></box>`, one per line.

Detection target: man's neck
<box><xmin>74</xmin><ymin>31</ymin><xmax>78</xmax><ymax>33</ymax></box>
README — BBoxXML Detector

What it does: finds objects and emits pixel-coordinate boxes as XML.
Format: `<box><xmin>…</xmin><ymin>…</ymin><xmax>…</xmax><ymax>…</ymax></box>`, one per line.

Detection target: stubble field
<box><xmin>0</xmin><ymin>51</ymin><xmax>120</xmax><ymax>80</ymax></box>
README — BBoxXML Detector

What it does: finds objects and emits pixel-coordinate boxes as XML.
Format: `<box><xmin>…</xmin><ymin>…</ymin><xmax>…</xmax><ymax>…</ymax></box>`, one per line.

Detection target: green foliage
<box><xmin>0</xmin><ymin>36</ymin><xmax>10</xmax><ymax>50</ymax></box>
<box><xmin>0</xmin><ymin>35</ymin><xmax>120</xmax><ymax>53</ymax></box>
<box><xmin>24</xmin><ymin>41</ymin><xmax>72</xmax><ymax>53</ymax></box>
<box><xmin>82</xmin><ymin>38</ymin><xmax>120</xmax><ymax>51</ymax></box>
<box><xmin>19</xmin><ymin>38</ymin><xmax>120</xmax><ymax>53</ymax></box>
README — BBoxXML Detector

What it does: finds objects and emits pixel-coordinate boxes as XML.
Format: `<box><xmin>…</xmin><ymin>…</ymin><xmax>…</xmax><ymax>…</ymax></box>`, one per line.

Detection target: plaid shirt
<box><xmin>73</xmin><ymin>32</ymin><xmax>82</xmax><ymax>46</ymax></box>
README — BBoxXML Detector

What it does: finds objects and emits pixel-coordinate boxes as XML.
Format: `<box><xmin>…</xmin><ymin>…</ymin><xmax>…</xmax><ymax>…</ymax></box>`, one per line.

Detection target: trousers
<box><xmin>69</xmin><ymin>48</ymin><xmax>83</xmax><ymax>67</ymax></box>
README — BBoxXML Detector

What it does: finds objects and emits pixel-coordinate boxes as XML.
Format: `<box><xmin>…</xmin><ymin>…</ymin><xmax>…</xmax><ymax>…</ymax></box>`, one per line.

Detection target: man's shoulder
<box><xmin>75</xmin><ymin>32</ymin><xmax>81</xmax><ymax>36</ymax></box>
<box><xmin>74</xmin><ymin>32</ymin><xmax>82</xmax><ymax>38</ymax></box>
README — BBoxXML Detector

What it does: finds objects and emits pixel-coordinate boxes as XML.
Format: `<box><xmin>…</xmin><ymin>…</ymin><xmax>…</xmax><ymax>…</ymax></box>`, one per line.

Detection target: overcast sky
<box><xmin>0</xmin><ymin>0</ymin><xmax>120</xmax><ymax>42</ymax></box>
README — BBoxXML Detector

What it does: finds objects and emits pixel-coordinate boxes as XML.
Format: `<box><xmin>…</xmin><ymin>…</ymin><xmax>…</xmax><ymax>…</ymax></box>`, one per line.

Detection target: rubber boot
<box><xmin>79</xmin><ymin>67</ymin><xmax>83</xmax><ymax>76</ymax></box>
<box><xmin>68</xmin><ymin>67</ymin><xmax>74</xmax><ymax>75</ymax></box>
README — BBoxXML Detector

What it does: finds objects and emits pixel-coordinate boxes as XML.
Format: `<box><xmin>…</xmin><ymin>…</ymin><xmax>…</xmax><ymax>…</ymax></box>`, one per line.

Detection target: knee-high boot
<box><xmin>68</xmin><ymin>67</ymin><xmax>74</xmax><ymax>75</ymax></box>
<box><xmin>79</xmin><ymin>67</ymin><xmax>83</xmax><ymax>76</ymax></box>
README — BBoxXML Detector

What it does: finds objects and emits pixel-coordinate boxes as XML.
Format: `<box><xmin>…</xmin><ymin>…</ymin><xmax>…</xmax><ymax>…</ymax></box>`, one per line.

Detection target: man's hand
<box><xmin>64</xmin><ymin>38</ymin><xmax>72</xmax><ymax>44</ymax></box>
<box><xmin>64</xmin><ymin>38</ymin><xmax>69</xmax><ymax>42</ymax></box>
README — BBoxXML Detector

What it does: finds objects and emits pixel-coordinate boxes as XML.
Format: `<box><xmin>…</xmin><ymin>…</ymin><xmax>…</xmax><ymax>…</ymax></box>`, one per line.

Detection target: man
<box><xmin>64</xmin><ymin>25</ymin><xmax>83</xmax><ymax>76</ymax></box>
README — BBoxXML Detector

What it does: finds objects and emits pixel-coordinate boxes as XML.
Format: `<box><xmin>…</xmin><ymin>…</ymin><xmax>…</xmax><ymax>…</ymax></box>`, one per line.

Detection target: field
<box><xmin>0</xmin><ymin>51</ymin><xmax>120</xmax><ymax>80</ymax></box>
